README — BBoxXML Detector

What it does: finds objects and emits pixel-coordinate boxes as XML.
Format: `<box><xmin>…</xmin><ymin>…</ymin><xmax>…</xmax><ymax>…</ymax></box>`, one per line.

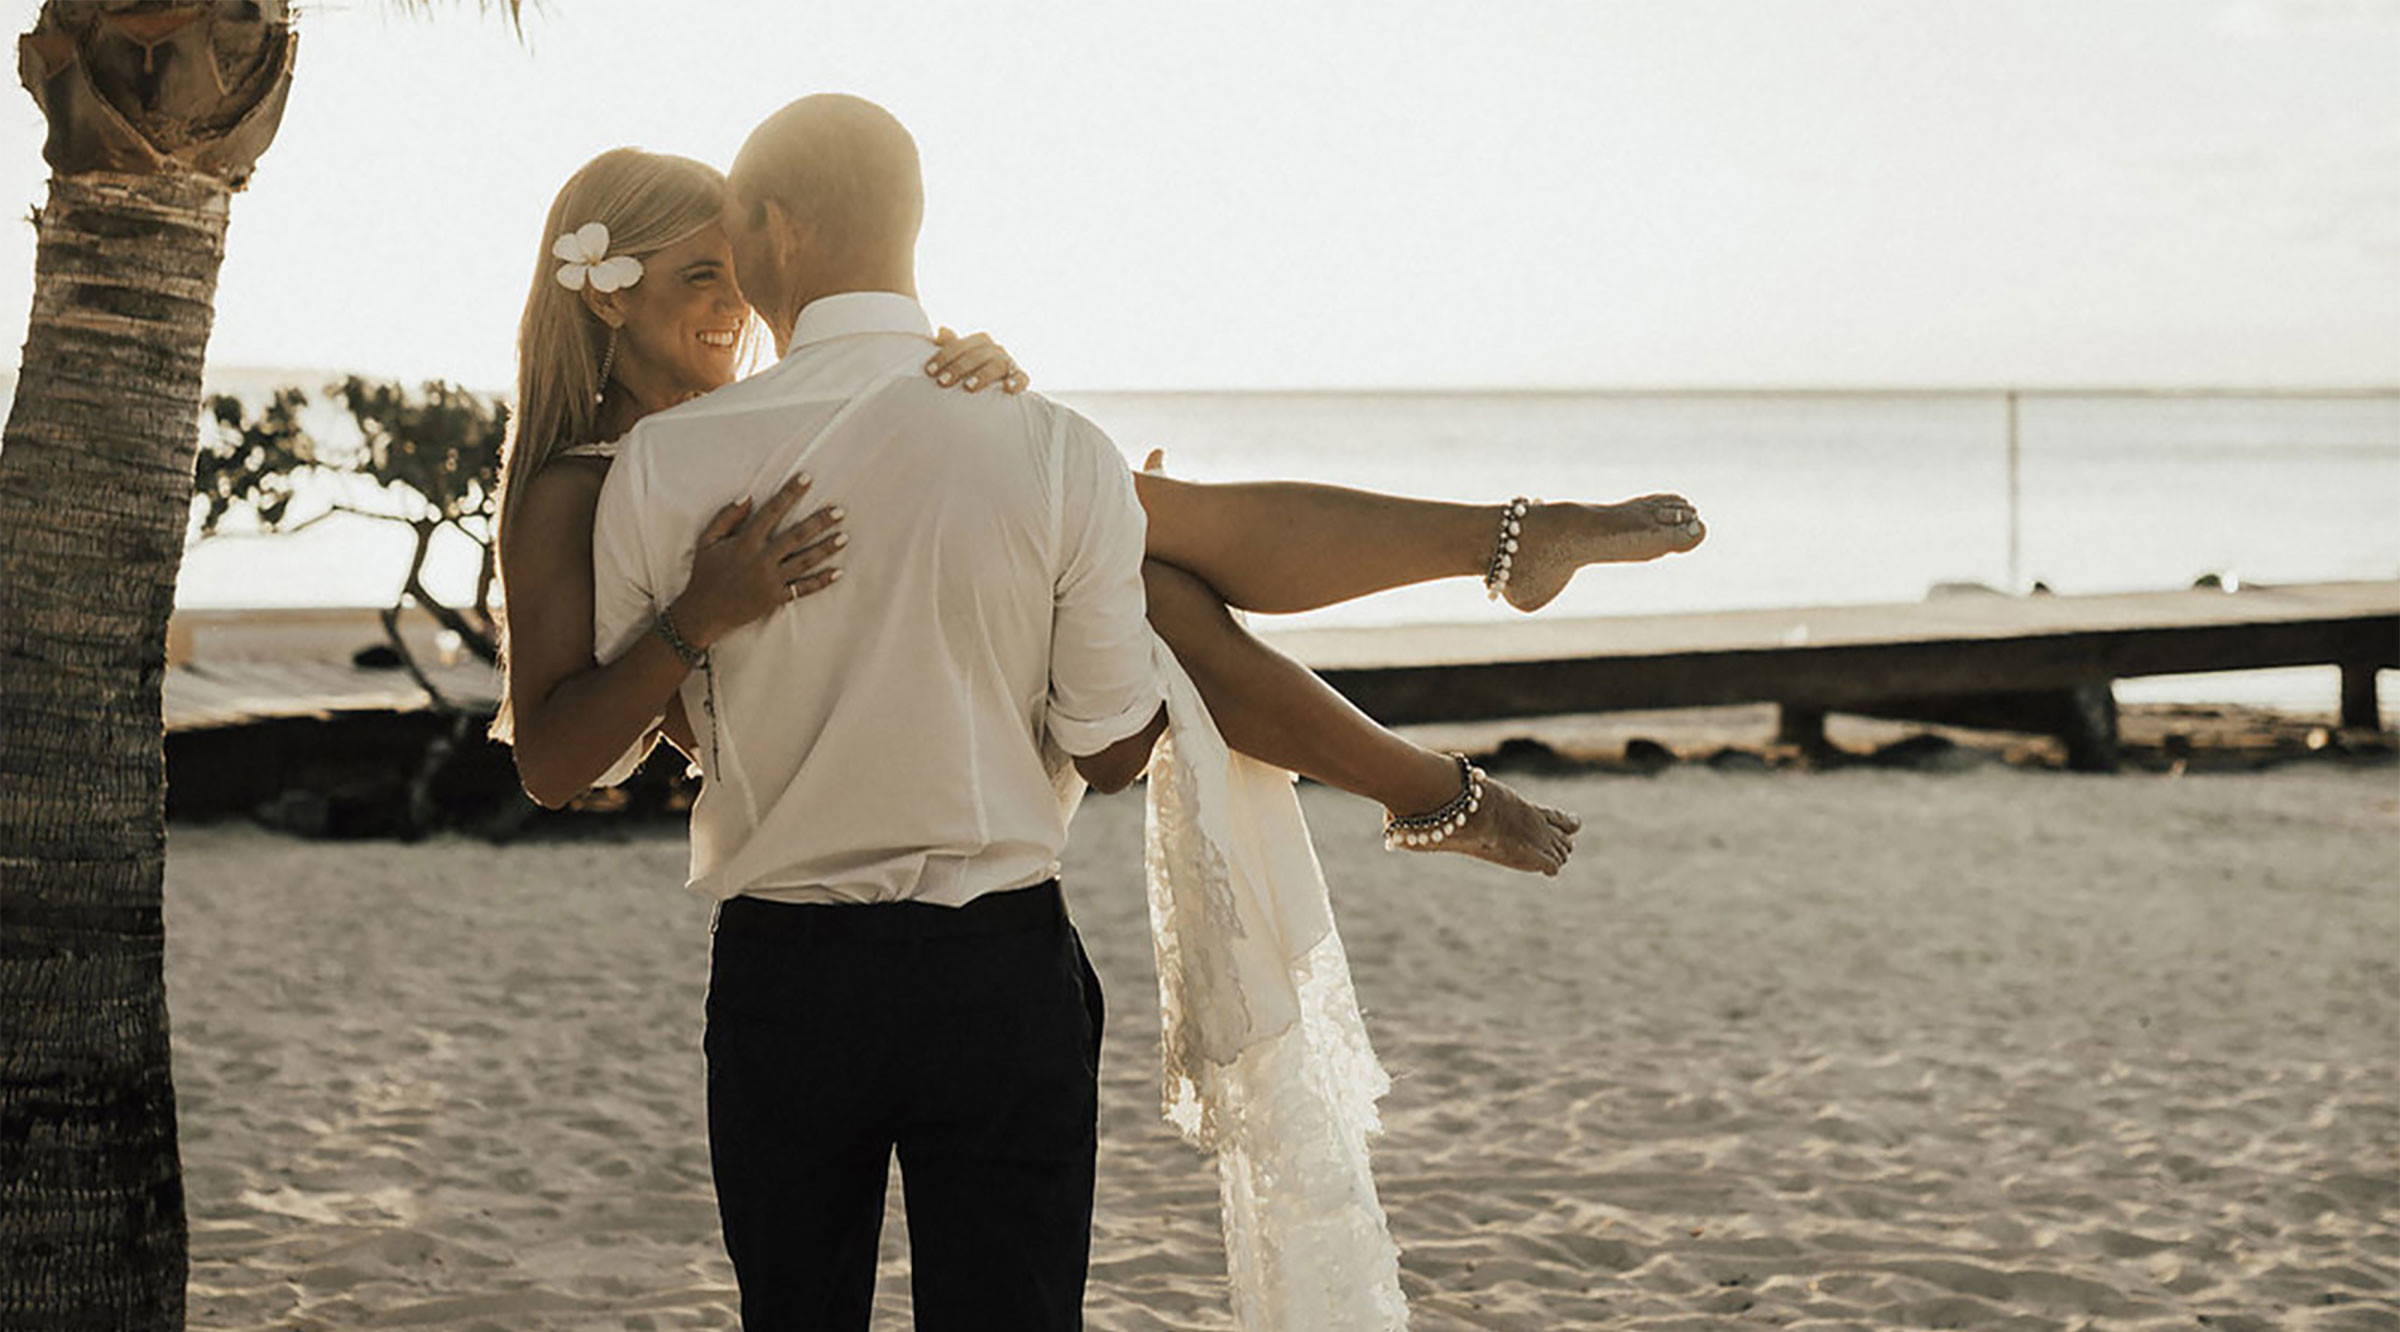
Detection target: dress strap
<box><xmin>556</xmin><ymin>439</ymin><xmax>621</xmax><ymax>461</ymax></box>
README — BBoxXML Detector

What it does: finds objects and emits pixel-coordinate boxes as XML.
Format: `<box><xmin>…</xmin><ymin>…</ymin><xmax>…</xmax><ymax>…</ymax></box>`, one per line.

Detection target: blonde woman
<box><xmin>496</xmin><ymin>148</ymin><xmax>1704</xmax><ymax>875</ymax></box>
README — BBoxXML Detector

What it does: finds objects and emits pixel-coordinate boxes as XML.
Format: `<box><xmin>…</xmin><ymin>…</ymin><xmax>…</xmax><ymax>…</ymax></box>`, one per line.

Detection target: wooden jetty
<box><xmin>166</xmin><ymin>607</ymin><xmax>497</xmax><ymax>733</ymax></box>
<box><xmin>165</xmin><ymin>580</ymin><xmax>2399</xmax><ymax>773</ymax></box>
<box><xmin>1263</xmin><ymin>579</ymin><xmax>2400</xmax><ymax>771</ymax></box>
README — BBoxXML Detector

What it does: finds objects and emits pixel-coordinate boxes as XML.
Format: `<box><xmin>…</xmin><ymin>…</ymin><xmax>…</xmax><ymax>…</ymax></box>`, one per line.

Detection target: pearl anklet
<box><xmin>1384</xmin><ymin>753</ymin><xmax>1485</xmax><ymax>851</ymax></box>
<box><xmin>1483</xmin><ymin>497</ymin><xmax>1531</xmax><ymax>601</ymax></box>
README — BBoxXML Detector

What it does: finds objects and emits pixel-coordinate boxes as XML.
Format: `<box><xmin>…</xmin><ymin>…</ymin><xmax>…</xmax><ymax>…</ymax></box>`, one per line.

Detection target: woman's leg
<box><xmin>1143</xmin><ymin>558</ymin><xmax>1577</xmax><ymax>875</ymax></box>
<box><xmin>1134</xmin><ymin>469</ymin><xmax>1703</xmax><ymax>616</ymax></box>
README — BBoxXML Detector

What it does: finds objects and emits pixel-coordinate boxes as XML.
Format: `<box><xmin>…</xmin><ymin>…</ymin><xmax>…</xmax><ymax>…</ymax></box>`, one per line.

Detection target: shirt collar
<box><xmin>788</xmin><ymin>291</ymin><xmax>933</xmax><ymax>349</ymax></box>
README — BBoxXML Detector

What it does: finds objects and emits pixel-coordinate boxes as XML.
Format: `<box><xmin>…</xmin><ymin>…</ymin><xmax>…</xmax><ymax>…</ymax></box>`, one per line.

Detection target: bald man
<box><xmin>589</xmin><ymin>94</ymin><xmax>1166</xmax><ymax>1328</ymax></box>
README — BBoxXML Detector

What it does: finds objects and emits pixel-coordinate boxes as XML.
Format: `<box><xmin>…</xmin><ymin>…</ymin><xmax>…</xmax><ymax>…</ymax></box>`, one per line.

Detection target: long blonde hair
<box><xmin>491</xmin><ymin>147</ymin><xmax>729</xmax><ymax>744</ymax></box>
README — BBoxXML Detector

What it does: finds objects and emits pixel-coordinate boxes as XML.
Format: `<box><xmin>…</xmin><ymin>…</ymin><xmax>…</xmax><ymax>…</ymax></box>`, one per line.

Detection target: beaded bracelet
<box><xmin>1384</xmin><ymin>752</ymin><xmax>1485</xmax><ymax>850</ymax></box>
<box><xmin>1483</xmin><ymin>496</ymin><xmax>1531</xmax><ymax>601</ymax></box>
<box><xmin>651</xmin><ymin>607</ymin><xmax>708</xmax><ymax>670</ymax></box>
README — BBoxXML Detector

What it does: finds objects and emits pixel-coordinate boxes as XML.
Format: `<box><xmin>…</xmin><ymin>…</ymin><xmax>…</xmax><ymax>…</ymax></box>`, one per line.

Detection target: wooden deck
<box><xmin>164</xmin><ymin>581</ymin><xmax>2400</xmax><ymax>770</ymax></box>
<box><xmin>166</xmin><ymin>607</ymin><xmax>497</xmax><ymax>733</ymax></box>
<box><xmin>165</xmin><ymin>656</ymin><xmax>499</xmax><ymax>733</ymax></box>
<box><xmin>1264</xmin><ymin>579</ymin><xmax>2400</xmax><ymax>769</ymax></box>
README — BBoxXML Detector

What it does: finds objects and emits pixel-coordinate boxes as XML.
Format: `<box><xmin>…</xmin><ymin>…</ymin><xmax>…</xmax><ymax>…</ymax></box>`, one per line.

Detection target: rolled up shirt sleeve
<box><xmin>1045</xmin><ymin>409</ymin><xmax>1163</xmax><ymax>756</ymax></box>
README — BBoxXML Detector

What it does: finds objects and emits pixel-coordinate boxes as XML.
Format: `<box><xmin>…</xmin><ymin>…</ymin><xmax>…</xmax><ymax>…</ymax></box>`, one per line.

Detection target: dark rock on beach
<box><xmin>1621</xmin><ymin>738</ymin><xmax>1677</xmax><ymax>773</ymax></box>
<box><xmin>1482</xmin><ymin>736</ymin><xmax>1577</xmax><ymax>775</ymax></box>
<box><xmin>1703</xmin><ymin>746</ymin><xmax>1773</xmax><ymax>773</ymax></box>
<box><xmin>1867</xmin><ymin>732</ymin><xmax>1993</xmax><ymax>773</ymax></box>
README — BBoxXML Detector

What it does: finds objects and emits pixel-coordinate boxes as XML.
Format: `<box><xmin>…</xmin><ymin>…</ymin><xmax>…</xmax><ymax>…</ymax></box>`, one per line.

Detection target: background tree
<box><xmin>0</xmin><ymin>2</ymin><xmax>511</xmax><ymax>1323</ymax></box>
<box><xmin>196</xmin><ymin>379</ymin><xmax>512</xmax><ymax>832</ymax></box>
<box><xmin>196</xmin><ymin>376</ymin><xmax>508</xmax><ymax>678</ymax></box>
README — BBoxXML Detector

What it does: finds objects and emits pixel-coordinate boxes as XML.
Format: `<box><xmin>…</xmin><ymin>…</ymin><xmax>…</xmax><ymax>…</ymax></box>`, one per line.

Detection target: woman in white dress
<box><xmin>496</xmin><ymin>148</ymin><xmax>1703</xmax><ymax>869</ymax></box>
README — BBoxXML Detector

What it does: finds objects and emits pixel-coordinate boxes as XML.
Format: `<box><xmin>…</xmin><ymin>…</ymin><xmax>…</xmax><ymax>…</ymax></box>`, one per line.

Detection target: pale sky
<box><xmin>0</xmin><ymin>0</ymin><xmax>2394</xmax><ymax>390</ymax></box>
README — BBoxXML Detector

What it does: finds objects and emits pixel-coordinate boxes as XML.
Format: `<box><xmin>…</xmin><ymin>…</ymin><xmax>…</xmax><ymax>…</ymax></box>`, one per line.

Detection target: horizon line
<box><xmin>7</xmin><ymin>364</ymin><xmax>2396</xmax><ymax>401</ymax></box>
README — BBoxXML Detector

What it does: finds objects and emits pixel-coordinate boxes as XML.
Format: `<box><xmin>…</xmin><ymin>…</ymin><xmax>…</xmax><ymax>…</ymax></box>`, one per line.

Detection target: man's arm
<box><xmin>1045</xmin><ymin>409</ymin><xmax>1166</xmax><ymax>793</ymax></box>
<box><xmin>1074</xmin><ymin>703</ymin><xmax>1168</xmax><ymax>794</ymax></box>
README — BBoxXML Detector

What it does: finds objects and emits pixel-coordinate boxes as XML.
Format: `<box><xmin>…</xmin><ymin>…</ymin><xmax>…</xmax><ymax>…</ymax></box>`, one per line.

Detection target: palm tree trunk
<box><xmin>2</xmin><ymin>4</ymin><xmax>294</xmax><ymax>1324</ymax></box>
<box><xmin>0</xmin><ymin>169</ymin><xmax>231</xmax><ymax>1328</ymax></box>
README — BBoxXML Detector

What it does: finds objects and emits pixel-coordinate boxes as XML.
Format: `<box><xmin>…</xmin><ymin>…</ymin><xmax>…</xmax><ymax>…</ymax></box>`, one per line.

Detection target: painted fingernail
<box><xmin>939</xmin><ymin>373</ymin><xmax>955</xmax><ymax>385</ymax></box>
<box><xmin>964</xmin><ymin>377</ymin><xmax>980</xmax><ymax>390</ymax></box>
<box><xmin>829</xmin><ymin>569</ymin><xmax>843</xmax><ymax>581</ymax></box>
<box><xmin>926</xmin><ymin>360</ymin><xmax>940</xmax><ymax>373</ymax></box>
<box><xmin>830</xmin><ymin>506</ymin><xmax>844</xmax><ymax>520</ymax></box>
<box><xmin>833</xmin><ymin>533</ymin><xmax>847</xmax><ymax>547</ymax></box>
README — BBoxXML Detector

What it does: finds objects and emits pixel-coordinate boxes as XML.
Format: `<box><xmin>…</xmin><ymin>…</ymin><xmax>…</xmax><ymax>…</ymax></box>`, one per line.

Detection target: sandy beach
<box><xmin>166</xmin><ymin>759</ymin><xmax>2398</xmax><ymax>1330</ymax></box>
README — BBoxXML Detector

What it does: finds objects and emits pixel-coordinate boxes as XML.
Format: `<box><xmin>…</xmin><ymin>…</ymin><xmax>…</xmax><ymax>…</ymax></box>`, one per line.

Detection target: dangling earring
<box><xmin>595</xmin><ymin>326</ymin><xmax>618</xmax><ymax>406</ymax></box>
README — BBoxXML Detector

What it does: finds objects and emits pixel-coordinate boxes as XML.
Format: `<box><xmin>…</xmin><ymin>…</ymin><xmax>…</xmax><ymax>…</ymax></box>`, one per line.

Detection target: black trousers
<box><xmin>704</xmin><ymin>880</ymin><xmax>1105</xmax><ymax>1331</ymax></box>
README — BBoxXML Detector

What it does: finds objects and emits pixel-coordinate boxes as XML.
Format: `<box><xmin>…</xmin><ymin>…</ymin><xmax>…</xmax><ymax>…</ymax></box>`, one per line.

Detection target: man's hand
<box><xmin>1072</xmin><ymin>704</ymin><xmax>1168</xmax><ymax>794</ymax></box>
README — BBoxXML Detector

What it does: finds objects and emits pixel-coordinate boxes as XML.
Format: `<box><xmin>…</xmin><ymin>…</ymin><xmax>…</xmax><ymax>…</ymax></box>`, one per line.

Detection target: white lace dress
<box><xmin>1114</xmin><ymin>633</ymin><xmax>1409</xmax><ymax>1330</ymax></box>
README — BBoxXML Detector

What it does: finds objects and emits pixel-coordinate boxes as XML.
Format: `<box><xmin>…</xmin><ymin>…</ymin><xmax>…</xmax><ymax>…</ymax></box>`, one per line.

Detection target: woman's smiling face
<box><xmin>609</xmin><ymin>222</ymin><xmax>749</xmax><ymax>398</ymax></box>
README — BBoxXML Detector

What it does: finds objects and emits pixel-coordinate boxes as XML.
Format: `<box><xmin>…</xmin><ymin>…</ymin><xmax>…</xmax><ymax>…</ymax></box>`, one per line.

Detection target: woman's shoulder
<box><xmin>524</xmin><ymin>449</ymin><xmax>611</xmax><ymax>499</ymax></box>
<box><xmin>526</xmin><ymin>436</ymin><xmax>625</xmax><ymax>489</ymax></box>
<box><xmin>505</xmin><ymin>448</ymin><xmax>613</xmax><ymax>554</ymax></box>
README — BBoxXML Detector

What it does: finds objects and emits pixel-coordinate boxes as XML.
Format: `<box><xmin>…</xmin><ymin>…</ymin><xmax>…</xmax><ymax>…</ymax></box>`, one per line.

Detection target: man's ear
<box><xmin>760</xmin><ymin>195</ymin><xmax>808</xmax><ymax>271</ymax></box>
<box><xmin>579</xmin><ymin>284</ymin><xmax>627</xmax><ymax>329</ymax></box>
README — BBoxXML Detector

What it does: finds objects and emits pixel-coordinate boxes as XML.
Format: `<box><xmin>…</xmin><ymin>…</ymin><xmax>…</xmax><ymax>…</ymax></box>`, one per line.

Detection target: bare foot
<box><xmin>1393</xmin><ymin>770</ymin><xmax>1579</xmax><ymax>876</ymax></box>
<box><xmin>1501</xmin><ymin>495</ymin><xmax>1706</xmax><ymax>613</ymax></box>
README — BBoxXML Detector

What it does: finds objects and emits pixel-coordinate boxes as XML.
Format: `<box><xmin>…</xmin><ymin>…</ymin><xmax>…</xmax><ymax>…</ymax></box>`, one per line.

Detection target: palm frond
<box><xmin>378</xmin><ymin>0</ymin><xmax>536</xmax><ymax>37</ymax></box>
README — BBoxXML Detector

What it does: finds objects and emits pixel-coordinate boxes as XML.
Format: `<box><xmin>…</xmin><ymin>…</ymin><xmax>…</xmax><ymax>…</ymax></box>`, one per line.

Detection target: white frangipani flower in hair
<box><xmin>553</xmin><ymin>222</ymin><xmax>644</xmax><ymax>293</ymax></box>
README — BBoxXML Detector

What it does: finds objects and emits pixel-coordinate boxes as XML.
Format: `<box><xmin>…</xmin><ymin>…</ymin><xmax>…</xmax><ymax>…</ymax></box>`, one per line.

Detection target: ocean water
<box><xmin>172</xmin><ymin>384</ymin><xmax>2400</xmax><ymax>710</ymax></box>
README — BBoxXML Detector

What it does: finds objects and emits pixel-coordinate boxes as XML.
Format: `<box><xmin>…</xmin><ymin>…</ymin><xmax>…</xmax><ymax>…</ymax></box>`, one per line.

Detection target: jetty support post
<box><xmin>1775</xmin><ymin>704</ymin><xmax>1829</xmax><ymax>752</ymax></box>
<box><xmin>2341</xmin><ymin>660</ymin><xmax>2381</xmax><ymax>731</ymax></box>
<box><xmin>2057</xmin><ymin>681</ymin><xmax>2120</xmax><ymax>773</ymax></box>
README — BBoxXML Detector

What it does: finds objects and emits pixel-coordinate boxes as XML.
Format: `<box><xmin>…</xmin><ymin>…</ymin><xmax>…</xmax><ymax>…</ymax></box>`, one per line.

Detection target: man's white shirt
<box><xmin>590</xmin><ymin>292</ymin><xmax>1161</xmax><ymax>906</ymax></box>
